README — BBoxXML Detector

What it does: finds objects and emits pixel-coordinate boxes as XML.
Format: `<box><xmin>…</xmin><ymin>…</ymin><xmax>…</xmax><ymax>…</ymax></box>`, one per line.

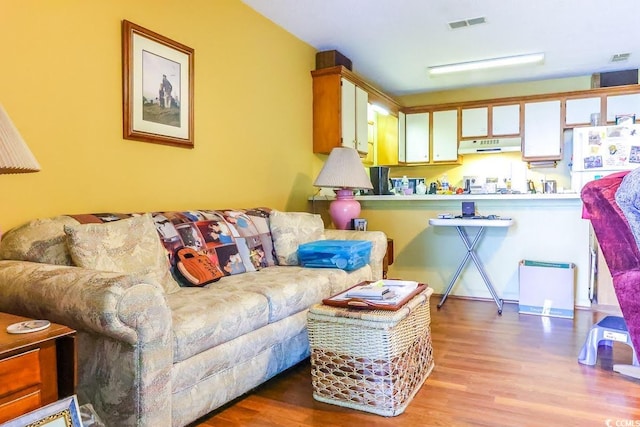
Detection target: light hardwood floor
<box><xmin>191</xmin><ymin>297</ymin><xmax>640</xmax><ymax>427</ymax></box>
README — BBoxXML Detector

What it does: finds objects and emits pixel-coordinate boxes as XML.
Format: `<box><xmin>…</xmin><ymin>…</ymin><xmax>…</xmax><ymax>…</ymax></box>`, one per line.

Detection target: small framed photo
<box><xmin>352</xmin><ymin>218</ymin><xmax>367</xmax><ymax>231</ymax></box>
<box><xmin>615</xmin><ymin>114</ymin><xmax>636</xmax><ymax>125</ymax></box>
<box><xmin>122</xmin><ymin>20</ymin><xmax>194</xmax><ymax>148</ymax></box>
<box><xmin>3</xmin><ymin>395</ymin><xmax>82</xmax><ymax>427</ymax></box>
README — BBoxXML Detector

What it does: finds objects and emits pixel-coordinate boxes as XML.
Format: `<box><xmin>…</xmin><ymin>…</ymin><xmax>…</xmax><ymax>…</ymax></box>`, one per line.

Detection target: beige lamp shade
<box><xmin>0</xmin><ymin>103</ymin><xmax>40</xmax><ymax>174</ymax></box>
<box><xmin>313</xmin><ymin>147</ymin><xmax>373</xmax><ymax>190</ymax></box>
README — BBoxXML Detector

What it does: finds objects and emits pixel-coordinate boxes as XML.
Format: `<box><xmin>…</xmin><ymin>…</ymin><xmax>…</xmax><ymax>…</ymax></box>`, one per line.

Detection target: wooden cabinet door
<box><xmin>523</xmin><ymin>100</ymin><xmax>562</xmax><ymax>160</ymax></box>
<box><xmin>432</xmin><ymin>110</ymin><xmax>458</xmax><ymax>162</ymax></box>
<box><xmin>405</xmin><ymin>112</ymin><xmax>429</xmax><ymax>162</ymax></box>
<box><xmin>461</xmin><ymin>107</ymin><xmax>488</xmax><ymax>138</ymax></box>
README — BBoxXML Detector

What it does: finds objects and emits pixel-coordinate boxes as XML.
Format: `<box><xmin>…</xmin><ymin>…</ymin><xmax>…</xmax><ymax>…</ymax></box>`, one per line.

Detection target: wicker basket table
<box><xmin>307</xmin><ymin>287</ymin><xmax>434</xmax><ymax>416</ymax></box>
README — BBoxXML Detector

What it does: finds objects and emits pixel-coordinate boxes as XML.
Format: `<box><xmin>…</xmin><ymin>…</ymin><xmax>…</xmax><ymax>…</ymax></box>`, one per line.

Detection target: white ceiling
<box><xmin>241</xmin><ymin>0</ymin><xmax>640</xmax><ymax>97</ymax></box>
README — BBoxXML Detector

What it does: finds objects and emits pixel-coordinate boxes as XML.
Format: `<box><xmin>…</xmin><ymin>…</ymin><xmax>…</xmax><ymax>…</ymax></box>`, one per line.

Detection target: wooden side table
<box><xmin>0</xmin><ymin>312</ymin><xmax>77</xmax><ymax>423</ymax></box>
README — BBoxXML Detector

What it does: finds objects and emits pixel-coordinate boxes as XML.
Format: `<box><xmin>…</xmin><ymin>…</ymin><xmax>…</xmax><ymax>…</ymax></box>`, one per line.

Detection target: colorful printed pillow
<box><xmin>64</xmin><ymin>213</ymin><xmax>181</xmax><ymax>294</ymax></box>
<box><xmin>150</xmin><ymin>211</ymin><xmax>246</xmax><ymax>283</ymax></box>
<box><xmin>269</xmin><ymin>210</ymin><xmax>325</xmax><ymax>265</ymax></box>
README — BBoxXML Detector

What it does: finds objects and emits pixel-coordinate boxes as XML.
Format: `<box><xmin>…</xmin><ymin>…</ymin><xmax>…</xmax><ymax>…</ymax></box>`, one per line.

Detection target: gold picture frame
<box><xmin>122</xmin><ymin>20</ymin><xmax>194</xmax><ymax>148</ymax></box>
<box><xmin>3</xmin><ymin>395</ymin><xmax>82</xmax><ymax>427</ymax></box>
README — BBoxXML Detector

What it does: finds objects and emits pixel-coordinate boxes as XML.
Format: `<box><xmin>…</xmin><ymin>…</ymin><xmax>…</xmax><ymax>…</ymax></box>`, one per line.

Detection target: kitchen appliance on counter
<box><xmin>369</xmin><ymin>166</ymin><xmax>393</xmax><ymax>195</ymax></box>
<box><xmin>571</xmin><ymin>124</ymin><xmax>640</xmax><ymax>192</ymax></box>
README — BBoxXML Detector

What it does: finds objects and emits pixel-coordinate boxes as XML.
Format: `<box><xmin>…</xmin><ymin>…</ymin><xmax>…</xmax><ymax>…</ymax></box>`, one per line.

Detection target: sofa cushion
<box><xmin>269</xmin><ymin>211</ymin><xmax>325</xmax><ymax>265</ymax></box>
<box><xmin>167</xmin><ymin>263</ymin><xmax>371</xmax><ymax>362</ymax></box>
<box><xmin>166</xmin><ymin>287</ymin><xmax>270</xmax><ymax>362</ymax></box>
<box><xmin>64</xmin><ymin>213</ymin><xmax>181</xmax><ymax>294</ymax></box>
<box><xmin>0</xmin><ymin>215</ymin><xmax>79</xmax><ymax>265</ymax></box>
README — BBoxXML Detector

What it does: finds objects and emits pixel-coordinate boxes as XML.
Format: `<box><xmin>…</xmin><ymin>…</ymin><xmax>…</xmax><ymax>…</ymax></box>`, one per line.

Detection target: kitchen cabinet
<box><xmin>339</xmin><ymin>78</ymin><xmax>369</xmax><ymax>153</ymax></box>
<box><xmin>492</xmin><ymin>104</ymin><xmax>520</xmax><ymax>135</ymax></box>
<box><xmin>375</xmin><ymin>113</ymin><xmax>399</xmax><ymax>165</ymax></box>
<box><xmin>405</xmin><ymin>112</ymin><xmax>429</xmax><ymax>162</ymax></box>
<box><xmin>461</xmin><ymin>107</ymin><xmax>488</xmax><ymax>138</ymax></box>
<box><xmin>312</xmin><ymin>66</ymin><xmax>400</xmax><ymax>156</ymax></box>
<box><xmin>523</xmin><ymin>100</ymin><xmax>562</xmax><ymax>160</ymax></box>
<box><xmin>606</xmin><ymin>93</ymin><xmax>640</xmax><ymax>123</ymax></box>
<box><xmin>398</xmin><ymin>111</ymin><xmax>406</xmax><ymax>163</ymax></box>
<box><xmin>565</xmin><ymin>96</ymin><xmax>601</xmax><ymax>126</ymax></box>
<box><xmin>432</xmin><ymin>110</ymin><xmax>459</xmax><ymax>162</ymax></box>
<box><xmin>461</xmin><ymin>104</ymin><xmax>519</xmax><ymax>138</ymax></box>
<box><xmin>311</xmin><ymin>72</ymin><xmax>368</xmax><ymax>154</ymax></box>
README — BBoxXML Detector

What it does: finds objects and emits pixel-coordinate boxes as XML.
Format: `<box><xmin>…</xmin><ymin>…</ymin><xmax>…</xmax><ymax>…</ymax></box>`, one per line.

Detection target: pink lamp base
<box><xmin>329</xmin><ymin>189</ymin><xmax>361</xmax><ymax>230</ymax></box>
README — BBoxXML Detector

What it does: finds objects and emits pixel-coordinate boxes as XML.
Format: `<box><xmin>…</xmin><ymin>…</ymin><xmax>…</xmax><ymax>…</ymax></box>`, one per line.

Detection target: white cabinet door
<box><xmin>461</xmin><ymin>107</ymin><xmax>488</xmax><ymax>137</ymax></box>
<box><xmin>606</xmin><ymin>93</ymin><xmax>640</xmax><ymax>123</ymax></box>
<box><xmin>432</xmin><ymin>110</ymin><xmax>458</xmax><ymax>162</ymax></box>
<box><xmin>405</xmin><ymin>112</ymin><xmax>429</xmax><ymax>162</ymax></box>
<box><xmin>523</xmin><ymin>100</ymin><xmax>562</xmax><ymax>159</ymax></box>
<box><xmin>492</xmin><ymin>104</ymin><xmax>520</xmax><ymax>135</ymax></box>
<box><xmin>398</xmin><ymin>111</ymin><xmax>406</xmax><ymax>163</ymax></box>
<box><xmin>340</xmin><ymin>78</ymin><xmax>356</xmax><ymax>149</ymax></box>
<box><xmin>355</xmin><ymin>85</ymin><xmax>369</xmax><ymax>153</ymax></box>
<box><xmin>340</xmin><ymin>78</ymin><xmax>368</xmax><ymax>153</ymax></box>
<box><xmin>566</xmin><ymin>97</ymin><xmax>601</xmax><ymax>125</ymax></box>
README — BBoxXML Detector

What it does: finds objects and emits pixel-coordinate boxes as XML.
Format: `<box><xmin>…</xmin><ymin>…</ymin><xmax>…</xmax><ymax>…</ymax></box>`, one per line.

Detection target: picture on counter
<box><xmin>352</xmin><ymin>218</ymin><xmax>367</xmax><ymax>231</ymax></box>
<box><xmin>584</xmin><ymin>155</ymin><xmax>603</xmax><ymax>169</ymax></box>
<box><xmin>630</xmin><ymin>146</ymin><xmax>640</xmax><ymax>164</ymax></box>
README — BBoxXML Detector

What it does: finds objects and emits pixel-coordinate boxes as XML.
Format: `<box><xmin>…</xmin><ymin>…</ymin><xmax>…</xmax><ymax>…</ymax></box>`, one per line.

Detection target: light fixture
<box><xmin>370</xmin><ymin>104</ymin><xmax>389</xmax><ymax>116</ymax></box>
<box><xmin>313</xmin><ymin>147</ymin><xmax>373</xmax><ymax>230</ymax></box>
<box><xmin>428</xmin><ymin>53</ymin><xmax>545</xmax><ymax>75</ymax></box>
<box><xmin>0</xmin><ymin>103</ymin><xmax>40</xmax><ymax>174</ymax></box>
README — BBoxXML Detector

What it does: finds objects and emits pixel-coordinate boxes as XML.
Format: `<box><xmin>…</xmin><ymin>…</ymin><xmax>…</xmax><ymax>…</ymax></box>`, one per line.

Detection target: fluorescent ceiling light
<box><xmin>428</xmin><ymin>53</ymin><xmax>545</xmax><ymax>75</ymax></box>
<box><xmin>370</xmin><ymin>104</ymin><xmax>389</xmax><ymax>116</ymax></box>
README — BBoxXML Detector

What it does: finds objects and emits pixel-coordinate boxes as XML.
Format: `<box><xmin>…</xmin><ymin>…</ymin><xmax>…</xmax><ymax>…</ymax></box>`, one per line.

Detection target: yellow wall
<box><xmin>0</xmin><ymin>0</ymin><xmax>317</xmax><ymax>231</ymax></box>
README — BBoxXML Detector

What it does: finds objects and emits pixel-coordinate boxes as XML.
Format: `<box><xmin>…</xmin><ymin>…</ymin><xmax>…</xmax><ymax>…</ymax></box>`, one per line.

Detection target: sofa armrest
<box><xmin>0</xmin><ymin>259</ymin><xmax>174</xmax><ymax>426</ymax></box>
<box><xmin>323</xmin><ymin>229</ymin><xmax>387</xmax><ymax>280</ymax></box>
<box><xmin>0</xmin><ymin>260</ymin><xmax>172</xmax><ymax>345</ymax></box>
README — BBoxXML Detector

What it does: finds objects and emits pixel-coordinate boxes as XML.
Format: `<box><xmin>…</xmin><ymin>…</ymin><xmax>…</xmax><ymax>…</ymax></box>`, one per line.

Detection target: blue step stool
<box><xmin>578</xmin><ymin>316</ymin><xmax>640</xmax><ymax>366</ymax></box>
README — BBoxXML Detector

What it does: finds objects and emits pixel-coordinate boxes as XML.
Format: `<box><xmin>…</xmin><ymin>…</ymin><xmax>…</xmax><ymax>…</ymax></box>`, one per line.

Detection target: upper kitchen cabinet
<box><xmin>311</xmin><ymin>66</ymin><xmax>400</xmax><ymax>156</ymax></box>
<box><xmin>565</xmin><ymin>96</ymin><xmax>601</xmax><ymax>126</ymax></box>
<box><xmin>432</xmin><ymin>109</ymin><xmax>459</xmax><ymax>162</ymax></box>
<box><xmin>461</xmin><ymin>104</ymin><xmax>520</xmax><ymax>138</ymax></box>
<box><xmin>523</xmin><ymin>100</ymin><xmax>562</xmax><ymax>161</ymax></box>
<box><xmin>404</xmin><ymin>112</ymin><xmax>430</xmax><ymax>163</ymax></box>
<box><xmin>461</xmin><ymin>107</ymin><xmax>488</xmax><ymax>138</ymax></box>
<box><xmin>492</xmin><ymin>104</ymin><xmax>520</xmax><ymax>135</ymax></box>
<box><xmin>606</xmin><ymin>93</ymin><xmax>640</xmax><ymax>123</ymax></box>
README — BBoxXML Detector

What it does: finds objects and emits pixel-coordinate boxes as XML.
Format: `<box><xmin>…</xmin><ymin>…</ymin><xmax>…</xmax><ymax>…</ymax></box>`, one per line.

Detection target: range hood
<box><xmin>458</xmin><ymin>137</ymin><xmax>522</xmax><ymax>154</ymax></box>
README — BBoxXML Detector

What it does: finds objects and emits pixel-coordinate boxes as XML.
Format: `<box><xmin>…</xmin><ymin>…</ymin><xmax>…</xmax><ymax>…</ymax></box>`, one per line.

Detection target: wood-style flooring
<box><xmin>191</xmin><ymin>297</ymin><xmax>640</xmax><ymax>427</ymax></box>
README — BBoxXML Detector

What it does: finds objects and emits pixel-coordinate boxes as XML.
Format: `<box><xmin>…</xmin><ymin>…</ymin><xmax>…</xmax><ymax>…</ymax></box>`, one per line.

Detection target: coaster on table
<box><xmin>6</xmin><ymin>320</ymin><xmax>51</xmax><ymax>334</ymax></box>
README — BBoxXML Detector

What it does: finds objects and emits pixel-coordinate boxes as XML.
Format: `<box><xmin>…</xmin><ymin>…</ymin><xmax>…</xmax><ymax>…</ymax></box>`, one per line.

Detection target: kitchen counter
<box><xmin>354</xmin><ymin>193</ymin><xmax>580</xmax><ymax>201</ymax></box>
<box><xmin>309</xmin><ymin>191</ymin><xmax>591</xmax><ymax>308</ymax></box>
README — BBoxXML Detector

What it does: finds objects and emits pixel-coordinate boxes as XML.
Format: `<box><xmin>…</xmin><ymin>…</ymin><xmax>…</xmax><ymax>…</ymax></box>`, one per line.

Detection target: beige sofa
<box><xmin>0</xmin><ymin>209</ymin><xmax>386</xmax><ymax>427</ymax></box>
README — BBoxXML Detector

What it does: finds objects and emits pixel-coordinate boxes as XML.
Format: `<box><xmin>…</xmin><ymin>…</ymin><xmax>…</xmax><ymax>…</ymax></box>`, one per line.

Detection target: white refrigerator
<box><xmin>571</xmin><ymin>124</ymin><xmax>640</xmax><ymax>192</ymax></box>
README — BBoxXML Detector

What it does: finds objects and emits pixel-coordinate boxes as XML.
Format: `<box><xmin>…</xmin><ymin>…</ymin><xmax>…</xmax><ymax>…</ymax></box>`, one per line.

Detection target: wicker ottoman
<box><xmin>307</xmin><ymin>287</ymin><xmax>434</xmax><ymax>416</ymax></box>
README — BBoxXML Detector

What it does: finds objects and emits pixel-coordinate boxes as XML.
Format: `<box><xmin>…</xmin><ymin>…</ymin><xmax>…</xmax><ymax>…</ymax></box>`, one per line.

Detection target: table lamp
<box><xmin>313</xmin><ymin>147</ymin><xmax>373</xmax><ymax>230</ymax></box>
<box><xmin>0</xmin><ymin>103</ymin><xmax>41</xmax><ymax>238</ymax></box>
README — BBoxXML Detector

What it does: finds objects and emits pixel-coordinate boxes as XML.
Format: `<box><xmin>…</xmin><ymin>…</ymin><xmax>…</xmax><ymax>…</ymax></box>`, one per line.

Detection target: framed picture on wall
<box><xmin>122</xmin><ymin>20</ymin><xmax>194</xmax><ymax>148</ymax></box>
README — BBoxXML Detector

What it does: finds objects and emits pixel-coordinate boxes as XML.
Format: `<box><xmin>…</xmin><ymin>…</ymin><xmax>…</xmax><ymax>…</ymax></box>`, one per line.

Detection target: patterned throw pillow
<box><xmin>0</xmin><ymin>216</ymin><xmax>80</xmax><ymax>265</ymax></box>
<box><xmin>269</xmin><ymin>210</ymin><xmax>325</xmax><ymax>265</ymax></box>
<box><xmin>64</xmin><ymin>213</ymin><xmax>181</xmax><ymax>294</ymax></box>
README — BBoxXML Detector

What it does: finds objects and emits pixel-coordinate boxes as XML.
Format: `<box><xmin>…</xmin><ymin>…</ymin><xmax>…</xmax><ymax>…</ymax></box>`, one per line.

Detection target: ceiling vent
<box><xmin>448</xmin><ymin>16</ymin><xmax>486</xmax><ymax>30</ymax></box>
<box><xmin>611</xmin><ymin>53</ymin><xmax>631</xmax><ymax>63</ymax></box>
